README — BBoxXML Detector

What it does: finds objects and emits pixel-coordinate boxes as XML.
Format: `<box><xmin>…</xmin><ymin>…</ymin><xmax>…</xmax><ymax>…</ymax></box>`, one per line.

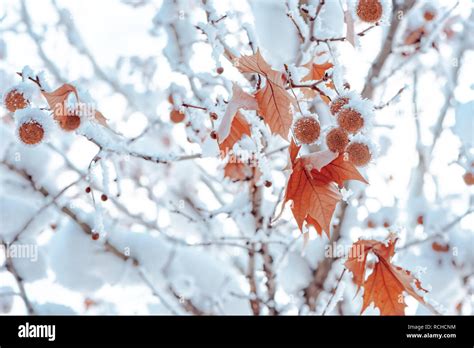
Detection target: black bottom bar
<box><xmin>0</xmin><ymin>315</ymin><xmax>471</xmax><ymax>346</ymax></box>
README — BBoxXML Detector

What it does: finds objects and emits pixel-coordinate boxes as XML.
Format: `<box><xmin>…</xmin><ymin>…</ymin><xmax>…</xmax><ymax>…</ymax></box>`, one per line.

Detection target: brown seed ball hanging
<box><xmin>330</xmin><ymin>97</ymin><xmax>349</xmax><ymax>116</ymax></box>
<box><xmin>4</xmin><ymin>89</ymin><xmax>29</xmax><ymax>112</ymax></box>
<box><xmin>463</xmin><ymin>172</ymin><xmax>474</xmax><ymax>186</ymax></box>
<box><xmin>423</xmin><ymin>10</ymin><xmax>436</xmax><ymax>21</ymax></box>
<box><xmin>326</xmin><ymin>127</ymin><xmax>349</xmax><ymax>153</ymax></box>
<box><xmin>337</xmin><ymin>108</ymin><xmax>364</xmax><ymax>134</ymax></box>
<box><xmin>58</xmin><ymin>110</ymin><xmax>81</xmax><ymax>132</ymax></box>
<box><xmin>170</xmin><ymin>109</ymin><xmax>185</xmax><ymax>123</ymax></box>
<box><xmin>346</xmin><ymin>142</ymin><xmax>372</xmax><ymax>166</ymax></box>
<box><xmin>293</xmin><ymin>116</ymin><xmax>321</xmax><ymax>144</ymax></box>
<box><xmin>356</xmin><ymin>0</ymin><xmax>383</xmax><ymax>23</ymax></box>
<box><xmin>18</xmin><ymin>120</ymin><xmax>44</xmax><ymax>145</ymax></box>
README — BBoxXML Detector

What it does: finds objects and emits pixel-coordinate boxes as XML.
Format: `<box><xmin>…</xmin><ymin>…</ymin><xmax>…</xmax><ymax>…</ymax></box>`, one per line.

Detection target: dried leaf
<box><xmin>237</xmin><ymin>50</ymin><xmax>294</xmax><ymax>138</ymax></box>
<box><xmin>41</xmin><ymin>84</ymin><xmax>79</xmax><ymax>121</ymax></box>
<box><xmin>42</xmin><ymin>83</ymin><xmax>108</xmax><ymax>127</ymax></box>
<box><xmin>301</xmin><ymin>61</ymin><xmax>334</xmax><ymax>102</ymax></box>
<box><xmin>255</xmin><ymin>72</ymin><xmax>294</xmax><ymax>138</ymax></box>
<box><xmin>306</xmin><ymin>215</ymin><xmax>325</xmax><ymax>237</ymax></box>
<box><xmin>301</xmin><ymin>149</ymin><xmax>338</xmax><ymax>172</ymax></box>
<box><xmin>362</xmin><ymin>257</ymin><xmax>427</xmax><ymax>315</ymax></box>
<box><xmin>319</xmin><ymin>155</ymin><xmax>368</xmax><ymax>187</ymax></box>
<box><xmin>218</xmin><ymin>111</ymin><xmax>251</xmax><ymax>156</ymax></box>
<box><xmin>303</xmin><ymin>61</ymin><xmax>334</xmax><ymax>81</ymax></box>
<box><xmin>284</xmin><ymin>159</ymin><xmax>341</xmax><ymax>236</ymax></box>
<box><xmin>288</xmin><ymin>138</ymin><xmax>301</xmax><ymax>168</ymax></box>
<box><xmin>345</xmin><ymin>237</ymin><xmax>428</xmax><ymax>315</ymax></box>
<box><xmin>217</xmin><ymin>84</ymin><xmax>257</xmax><ymax>142</ymax></box>
<box><xmin>236</xmin><ymin>49</ymin><xmax>272</xmax><ymax>75</ymax></box>
<box><xmin>344</xmin><ymin>239</ymin><xmax>380</xmax><ymax>293</ymax></box>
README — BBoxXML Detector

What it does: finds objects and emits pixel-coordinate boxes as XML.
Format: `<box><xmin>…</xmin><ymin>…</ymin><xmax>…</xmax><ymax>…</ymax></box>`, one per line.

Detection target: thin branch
<box><xmin>401</xmin><ymin>209</ymin><xmax>473</xmax><ymax>250</ymax></box>
<box><xmin>2</xmin><ymin>242</ymin><xmax>35</xmax><ymax>315</ymax></box>
<box><xmin>361</xmin><ymin>0</ymin><xmax>417</xmax><ymax>98</ymax></box>
<box><xmin>374</xmin><ymin>86</ymin><xmax>406</xmax><ymax>109</ymax></box>
<box><xmin>322</xmin><ymin>268</ymin><xmax>346</xmax><ymax>316</ymax></box>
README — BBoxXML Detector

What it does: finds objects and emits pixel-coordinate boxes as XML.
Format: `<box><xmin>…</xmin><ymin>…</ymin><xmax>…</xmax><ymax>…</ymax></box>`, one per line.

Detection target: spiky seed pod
<box><xmin>356</xmin><ymin>0</ymin><xmax>383</xmax><ymax>23</ymax></box>
<box><xmin>14</xmin><ymin>108</ymin><xmax>52</xmax><ymax>146</ymax></box>
<box><xmin>337</xmin><ymin>108</ymin><xmax>364</xmax><ymax>134</ymax></box>
<box><xmin>4</xmin><ymin>88</ymin><xmax>30</xmax><ymax>112</ymax></box>
<box><xmin>18</xmin><ymin>120</ymin><xmax>44</xmax><ymax>145</ymax></box>
<box><xmin>346</xmin><ymin>142</ymin><xmax>372</xmax><ymax>166</ymax></box>
<box><xmin>330</xmin><ymin>97</ymin><xmax>349</xmax><ymax>116</ymax></box>
<box><xmin>293</xmin><ymin>116</ymin><xmax>321</xmax><ymax>144</ymax></box>
<box><xmin>326</xmin><ymin>127</ymin><xmax>349</xmax><ymax>153</ymax></box>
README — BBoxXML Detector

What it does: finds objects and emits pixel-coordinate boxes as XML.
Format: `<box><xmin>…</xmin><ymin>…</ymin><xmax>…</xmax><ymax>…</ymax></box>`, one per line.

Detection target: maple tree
<box><xmin>0</xmin><ymin>0</ymin><xmax>472</xmax><ymax>319</ymax></box>
<box><xmin>216</xmin><ymin>48</ymin><xmax>372</xmax><ymax>238</ymax></box>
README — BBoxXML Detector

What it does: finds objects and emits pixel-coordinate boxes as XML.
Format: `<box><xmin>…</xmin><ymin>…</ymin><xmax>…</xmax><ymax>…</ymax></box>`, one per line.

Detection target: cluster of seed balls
<box><xmin>3</xmin><ymin>86</ymin><xmax>82</xmax><ymax>145</ymax></box>
<box><xmin>292</xmin><ymin>95</ymin><xmax>373</xmax><ymax>167</ymax></box>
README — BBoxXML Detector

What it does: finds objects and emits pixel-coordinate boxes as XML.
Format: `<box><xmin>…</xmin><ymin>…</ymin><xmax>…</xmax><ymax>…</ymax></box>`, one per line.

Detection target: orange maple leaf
<box><xmin>305</xmin><ymin>215</ymin><xmax>325</xmax><ymax>237</ymax></box>
<box><xmin>283</xmin><ymin>152</ymin><xmax>367</xmax><ymax>237</ymax></box>
<box><xmin>303</xmin><ymin>61</ymin><xmax>333</xmax><ymax>81</ymax></box>
<box><xmin>301</xmin><ymin>149</ymin><xmax>339</xmax><ymax>172</ymax></box>
<box><xmin>301</xmin><ymin>61</ymin><xmax>334</xmax><ymax>102</ymax></box>
<box><xmin>284</xmin><ymin>158</ymin><xmax>341</xmax><ymax>236</ymax></box>
<box><xmin>345</xmin><ymin>239</ymin><xmax>382</xmax><ymax>293</ymax></box>
<box><xmin>319</xmin><ymin>155</ymin><xmax>368</xmax><ymax>187</ymax></box>
<box><xmin>345</xmin><ymin>237</ymin><xmax>428</xmax><ymax>315</ymax></box>
<box><xmin>289</xmin><ymin>139</ymin><xmax>301</xmax><ymax>165</ymax></box>
<box><xmin>236</xmin><ymin>50</ymin><xmax>294</xmax><ymax>138</ymax></box>
<box><xmin>217</xmin><ymin>84</ymin><xmax>256</xmax><ymax>155</ymax></box>
<box><xmin>219</xmin><ymin>111</ymin><xmax>251</xmax><ymax>156</ymax></box>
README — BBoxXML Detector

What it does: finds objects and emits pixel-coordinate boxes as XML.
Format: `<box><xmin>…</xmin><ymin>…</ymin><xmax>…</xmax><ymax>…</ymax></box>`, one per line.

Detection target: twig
<box><xmin>1</xmin><ymin>161</ymin><xmax>189</xmax><ymax>315</ymax></box>
<box><xmin>2</xmin><ymin>242</ymin><xmax>35</xmax><ymax>315</ymax></box>
<box><xmin>361</xmin><ymin>0</ymin><xmax>416</xmax><ymax>98</ymax></box>
<box><xmin>374</xmin><ymin>86</ymin><xmax>406</xmax><ymax>109</ymax></box>
<box><xmin>322</xmin><ymin>268</ymin><xmax>346</xmax><ymax>315</ymax></box>
<box><xmin>401</xmin><ymin>209</ymin><xmax>473</xmax><ymax>250</ymax></box>
<box><xmin>287</xmin><ymin>11</ymin><xmax>305</xmax><ymax>43</ymax></box>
